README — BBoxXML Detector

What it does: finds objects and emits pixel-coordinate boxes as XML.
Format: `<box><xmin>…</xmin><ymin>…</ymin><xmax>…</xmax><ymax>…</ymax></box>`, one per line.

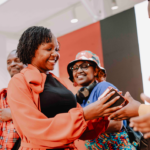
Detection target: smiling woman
<box><xmin>17</xmin><ymin>26</ymin><xmax>60</xmax><ymax>72</ymax></box>
<box><xmin>31</xmin><ymin>37</ymin><xmax>60</xmax><ymax>72</ymax></box>
<box><xmin>7</xmin><ymin>26</ymin><xmax>123</xmax><ymax>150</ymax></box>
<box><xmin>67</xmin><ymin>50</ymin><xmax>137</xmax><ymax>150</ymax></box>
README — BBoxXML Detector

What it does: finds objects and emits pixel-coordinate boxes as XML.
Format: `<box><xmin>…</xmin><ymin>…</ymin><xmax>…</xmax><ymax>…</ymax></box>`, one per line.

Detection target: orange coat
<box><xmin>7</xmin><ymin>64</ymin><xmax>109</xmax><ymax>150</ymax></box>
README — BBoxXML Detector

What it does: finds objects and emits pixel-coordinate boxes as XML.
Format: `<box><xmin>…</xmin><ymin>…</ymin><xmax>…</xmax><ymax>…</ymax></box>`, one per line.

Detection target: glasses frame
<box><xmin>70</xmin><ymin>62</ymin><xmax>93</xmax><ymax>72</ymax></box>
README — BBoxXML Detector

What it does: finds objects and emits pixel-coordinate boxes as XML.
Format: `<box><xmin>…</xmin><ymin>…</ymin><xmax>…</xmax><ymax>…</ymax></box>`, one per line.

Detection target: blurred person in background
<box><xmin>7</xmin><ymin>26</ymin><xmax>123</xmax><ymax>150</ymax></box>
<box><xmin>0</xmin><ymin>50</ymin><xmax>24</xmax><ymax>150</ymax></box>
<box><xmin>67</xmin><ymin>50</ymin><xmax>137</xmax><ymax>150</ymax></box>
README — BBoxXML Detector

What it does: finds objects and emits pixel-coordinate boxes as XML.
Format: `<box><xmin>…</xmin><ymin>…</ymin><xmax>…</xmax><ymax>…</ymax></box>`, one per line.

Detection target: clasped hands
<box><xmin>107</xmin><ymin>90</ymin><xmax>150</xmax><ymax>139</ymax></box>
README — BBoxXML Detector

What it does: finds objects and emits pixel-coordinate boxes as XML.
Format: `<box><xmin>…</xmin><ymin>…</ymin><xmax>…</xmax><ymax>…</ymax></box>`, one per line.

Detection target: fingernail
<box><xmin>108</xmin><ymin>117</ymin><xmax>110</xmax><ymax>120</ymax></box>
<box><xmin>117</xmin><ymin>96</ymin><xmax>120</xmax><ymax>99</ymax></box>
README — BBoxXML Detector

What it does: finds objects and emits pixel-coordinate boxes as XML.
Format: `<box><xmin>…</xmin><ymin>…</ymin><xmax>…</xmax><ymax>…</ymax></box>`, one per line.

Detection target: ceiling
<box><xmin>0</xmin><ymin>0</ymin><xmax>146</xmax><ymax>39</ymax></box>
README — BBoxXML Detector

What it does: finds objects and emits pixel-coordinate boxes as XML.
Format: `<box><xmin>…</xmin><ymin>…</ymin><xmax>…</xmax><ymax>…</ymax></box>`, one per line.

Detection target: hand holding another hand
<box><xmin>108</xmin><ymin>92</ymin><xmax>141</xmax><ymax>121</ymax></box>
<box><xmin>130</xmin><ymin>113</ymin><xmax>150</xmax><ymax>139</ymax></box>
<box><xmin>140</xmin><ymin>93</ymin><xmax>150</xmax><ymax>103</ymax></box>
<box><xmin>129</xmin><ymin>93</ymin><xmax>150</xmax><ymax>139</ymax></box>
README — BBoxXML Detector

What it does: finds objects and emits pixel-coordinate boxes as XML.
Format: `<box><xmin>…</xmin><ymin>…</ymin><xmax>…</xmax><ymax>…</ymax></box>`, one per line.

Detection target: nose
<box><xmin>77</xmin><ymin>66</ymin><xmax>83</xmax><ymax>73</ymax></box>
<box><xmin>10</xmin><ymin>61</ymin><xmax>16</xmax><ymax>67</ymax></box>
<box><xmin>51</xmin><ymin>51</ymin><xmax>60</xmax><ymax>60</ymax></box>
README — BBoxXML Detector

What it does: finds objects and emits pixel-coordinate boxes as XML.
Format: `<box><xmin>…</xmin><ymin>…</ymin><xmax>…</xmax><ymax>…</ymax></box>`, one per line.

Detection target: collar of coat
<box><xmin>20</xmin><ymin>64</ymin><xmax>67</xmax><ymax>94</ymax></box>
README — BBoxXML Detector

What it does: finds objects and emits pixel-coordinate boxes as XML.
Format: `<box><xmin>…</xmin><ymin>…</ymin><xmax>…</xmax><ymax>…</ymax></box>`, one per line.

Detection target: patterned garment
<box><xmin>0</xmin><ymin>89</ymin><xmax>19</xmax><ymax>150</ymax></box>
<box><xmin>85</xmin><ymin>129</ymin><xmax>138</xmax><ymax>150</ymax></box>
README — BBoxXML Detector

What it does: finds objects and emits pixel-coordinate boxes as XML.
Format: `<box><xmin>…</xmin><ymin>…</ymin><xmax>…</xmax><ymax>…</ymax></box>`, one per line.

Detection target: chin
<box><xmin>47</xmin><ymin>66</ymin><xmax>55</xmax><ymax>71</ymax></box>
<box><xmin>76</xmin><ymin>80</ymin><xmax>87</xmax><ymax>86</ymax></box>
<box><xmin>11</xmin><ymin>74</ymin><xmax>15</xmax><ymax>77</ymax></box>
<box><xmin>11</xmin><ymin>72</ymin><xmax>19</xmax><ymax>77</ymax></box>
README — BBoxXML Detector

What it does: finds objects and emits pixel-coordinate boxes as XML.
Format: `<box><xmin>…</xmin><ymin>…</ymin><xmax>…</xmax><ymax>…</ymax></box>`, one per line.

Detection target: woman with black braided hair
<box><xmin>7</xmin><ymin>26</ymin><xmax>122</xmax><ymax>150</ymax></box>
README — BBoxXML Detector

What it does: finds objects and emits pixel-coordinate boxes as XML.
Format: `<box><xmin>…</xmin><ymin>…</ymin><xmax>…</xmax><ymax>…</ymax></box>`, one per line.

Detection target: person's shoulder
<box><xmin>96</xmin><ymin>81</ymin><xmax>115</xmax><ymax>87</ymax></box>
<box><xmin>11</xmin><ymin>72</ymin><xmax>25</xmax><ymax>81</ymax></box>
<box><xmin>9</xmin><ymin>73</ymin><xmax>26</xmax><ymax>88</ymax></box>
<box><xmin>10</xmin><ymin>66</ymin><xmax>32</xmax><ymax>85</ymax></box>
<box><xmin>92</xmin><ymin>81</ymin><xmax>118</xmax><ymax>97</ymax></box>
<box><xmin>92</xmin><ymin>81</ymin><xmax>110</xmax><ymax>92</ymax></box>
<box><xmin>95</xmin><ymin>81</ymin><xmax>118</xmax><ymax>90</ymax></box>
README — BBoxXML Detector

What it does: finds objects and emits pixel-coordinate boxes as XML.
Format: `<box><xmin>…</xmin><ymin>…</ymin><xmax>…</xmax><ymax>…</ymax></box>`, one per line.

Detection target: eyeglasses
<box><xmin>70</xmin><ymin>63</ymin><xmax>93</xmax><ymax>72</ymax></box>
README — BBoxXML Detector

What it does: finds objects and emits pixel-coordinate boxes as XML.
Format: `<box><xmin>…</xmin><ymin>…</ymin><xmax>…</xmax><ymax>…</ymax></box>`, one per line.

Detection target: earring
<box><xmin>73</xmin><ymin>82</ymin><xmax>78</xmax><ymax>87</ymax></box>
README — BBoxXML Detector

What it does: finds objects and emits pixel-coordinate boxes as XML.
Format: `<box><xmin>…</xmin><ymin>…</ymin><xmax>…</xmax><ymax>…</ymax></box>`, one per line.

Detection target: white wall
<box><xmin>135</xmin><ymin>1</ymin><xmax>150</xmax><ymax>100</ymax></box>
<box><xmin>0</xmin><ymin>34</ymin><xmax>8</xmax><ymax>89</ymax></box>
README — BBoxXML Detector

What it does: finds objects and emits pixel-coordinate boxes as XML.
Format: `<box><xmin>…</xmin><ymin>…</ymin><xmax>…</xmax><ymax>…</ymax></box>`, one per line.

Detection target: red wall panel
<box><xmin>57</xmin><ymin>21</ymin><xmax>103</xmax><ymax>150</ymax></box>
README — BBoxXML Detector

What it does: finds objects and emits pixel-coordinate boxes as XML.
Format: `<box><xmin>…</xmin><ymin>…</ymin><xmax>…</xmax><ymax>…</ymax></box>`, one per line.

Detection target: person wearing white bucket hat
<box><xmin>67</xmin><ymin>50</ymin><xmax>106</xmax><ymax>84</ymax></box>
<box><xmin>67</xmin><ymin>50</ymin><xmax>137</xmax><ymax>150</ymax></box>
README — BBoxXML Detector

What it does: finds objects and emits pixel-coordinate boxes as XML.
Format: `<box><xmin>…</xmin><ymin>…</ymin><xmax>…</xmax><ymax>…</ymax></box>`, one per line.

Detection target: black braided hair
<box><xmin>17</xmin><ymin>26</ymin><xmax>52</xmax><ymax>64</ymax></box>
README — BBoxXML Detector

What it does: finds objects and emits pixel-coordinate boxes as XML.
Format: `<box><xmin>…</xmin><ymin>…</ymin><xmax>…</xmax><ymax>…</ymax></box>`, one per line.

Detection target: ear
<box><xmin>94</xmin><ymin>67</ymin><xmax>98</xmax><ymax>77</ymax></box>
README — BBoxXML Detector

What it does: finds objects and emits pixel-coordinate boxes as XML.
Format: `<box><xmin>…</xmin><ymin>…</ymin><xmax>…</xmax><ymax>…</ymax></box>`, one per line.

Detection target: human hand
<box><xmin>108</xmin><ymin>92</ymin><xmax>141</xmax><ymax>121</ymax></box>
<box><xmin>83</xmin><ymin>91</ymin><xmax>122</xmax><ymax>121</ymax></box>
<box><xmin>140</xmin><ymin>93</ymin><xmax>150</xmax><ymax>103</ymax></box>
<box><xmin>130</xmin><ymin>113</ymin><xmax>150</xmax><ymax>139</ymax></box>
<box><xmin>0</xmin><ymin>108</ymin><xmax>12</xmax><ymax>122</ymax></box>
<box><xmin>140</xmin><ymin>76</ymin><xmax>150</xmax><ymax>103</ymax></box>
<box><xmin>106</xmin><ymin>120</ymin><xmax>123</xmax><ymax>133</ymax></box>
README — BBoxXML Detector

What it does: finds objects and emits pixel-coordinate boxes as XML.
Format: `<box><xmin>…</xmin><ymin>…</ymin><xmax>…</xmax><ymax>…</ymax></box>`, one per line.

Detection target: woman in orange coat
<box><xmin>7</xmin><ymin>26</ymin><xmax>122</xmax><ymax>150</ymax></box>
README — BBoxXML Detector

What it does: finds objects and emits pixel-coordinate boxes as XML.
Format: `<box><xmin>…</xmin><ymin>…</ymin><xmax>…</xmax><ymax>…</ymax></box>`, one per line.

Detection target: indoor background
<box><xmin>1</xmin><ymin>0</ymin><xmax>150</xmax><ymax>149</ymax></box>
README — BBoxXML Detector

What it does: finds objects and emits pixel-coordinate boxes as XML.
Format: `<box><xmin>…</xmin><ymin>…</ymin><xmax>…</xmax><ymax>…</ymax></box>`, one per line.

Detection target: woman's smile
<box><xmin>31</xmin><ymin>34</ymin><xmax>60</xmax><ymax>73</ymax></box>
<box><xmin>77</xmin><ymin>75</ymin><xmax>85</xmax><ymax>79</ymax></box>
<box><xmin>73</xmin><ymin>61</ymin><xmax>96</xmax><ymax>86</ymax></box>
<box><xmin>48</xmin><ymin>58</ymin><xmax>57</xmax><ymax>65</ymax></box>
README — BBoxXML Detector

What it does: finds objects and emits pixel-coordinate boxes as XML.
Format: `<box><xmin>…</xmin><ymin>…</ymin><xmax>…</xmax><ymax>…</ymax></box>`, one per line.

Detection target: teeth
<box><xmin>77</xmin><ymin>75</ymin><xmax>84</xmax><ymax>79</ymax></box>
<box><xmin>48</xmin><ymin>60</ymin><xmax>55</xmax><ymax>63</ymax></box>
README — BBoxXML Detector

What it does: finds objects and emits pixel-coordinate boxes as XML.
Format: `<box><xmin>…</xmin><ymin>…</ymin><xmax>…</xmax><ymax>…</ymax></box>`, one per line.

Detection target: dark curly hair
<box><xmin>17</xmin><ymin>26</ymin><xmax>52</xmax><ymax>64</ymax></box>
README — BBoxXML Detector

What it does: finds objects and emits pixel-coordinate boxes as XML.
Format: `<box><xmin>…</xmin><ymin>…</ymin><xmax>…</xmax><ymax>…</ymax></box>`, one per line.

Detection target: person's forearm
<box><xmin>83</xmin><ymin>102</ymin><xmax>97</xmax><ymax>121</ymax></box>
<box><xmin>106</xmin><ymin>120</ymin><xmax>123</xmax><ymax>133</ymax></box>
<box><xmin>138</xmin><ymin>104</ymin><xmax>150</xmax><ymax>116</ymax></box>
